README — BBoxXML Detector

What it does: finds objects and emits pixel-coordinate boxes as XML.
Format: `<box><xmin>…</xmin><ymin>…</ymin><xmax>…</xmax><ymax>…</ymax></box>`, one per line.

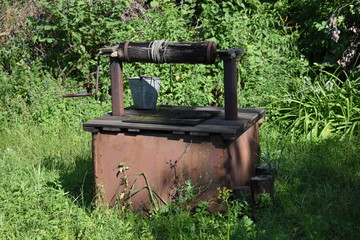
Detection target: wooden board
<box><xmin>122</xmin><ymin>108</ymin><xmax>220</xmax><ymax>126</ymax></box>
<box><xmin>83</xmin><ymin>106</ymin><xmax>265</xmax><ymax>139</ymax></box>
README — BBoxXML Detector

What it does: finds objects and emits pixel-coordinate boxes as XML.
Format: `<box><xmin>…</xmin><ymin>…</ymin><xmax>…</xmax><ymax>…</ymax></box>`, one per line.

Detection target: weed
<box><xmin>115</xmin><ymin>163</ymin><xmax>167</xmax><ymax>215</ymax></box>
<box><xmin>275</xmin><ymin>68</ymin><xmax>360</xmax><ymax>139</ymax></box>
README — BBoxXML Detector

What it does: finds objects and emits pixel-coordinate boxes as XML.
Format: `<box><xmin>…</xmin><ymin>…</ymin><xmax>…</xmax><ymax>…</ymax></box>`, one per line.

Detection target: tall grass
<box><xmin>0</xmin><ymin>124</ymin><xmax>140</xmax><ymax>239</ymax></box>
<box><xmin>1</xmin><ymin>122</ymin><xmax>359</xmax><ymax>239</ymax></box>
<box><xmin>274</xmin><ymin>69</ymin><xmax>360</xmax><ymax>139</ymax></box>
<box><xmin>257</xmin><ymin>125</ymin><xmax>360</xmax><ymax>239</ymax></box>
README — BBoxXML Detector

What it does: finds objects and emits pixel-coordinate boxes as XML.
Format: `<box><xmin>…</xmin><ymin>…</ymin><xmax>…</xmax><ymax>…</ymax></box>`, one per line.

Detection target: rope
<box><xmin>148</xmin><ymin>40</ymin><xmax>170</xmax><ymax>63</ymax></box>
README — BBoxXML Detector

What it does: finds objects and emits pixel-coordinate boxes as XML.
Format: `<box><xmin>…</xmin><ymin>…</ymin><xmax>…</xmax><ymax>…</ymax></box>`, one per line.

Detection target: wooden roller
<box><xmin>100</xmin><ymin>41</ymin><xmax>217</xmax><ymax>64</ymax></box>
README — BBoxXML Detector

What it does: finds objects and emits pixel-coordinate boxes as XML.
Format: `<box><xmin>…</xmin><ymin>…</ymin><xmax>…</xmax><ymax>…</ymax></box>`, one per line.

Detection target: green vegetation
<box><xmin>0</xmin><ymin>0</ymin><xmax>359</xmax><ymax>239</ymax></box>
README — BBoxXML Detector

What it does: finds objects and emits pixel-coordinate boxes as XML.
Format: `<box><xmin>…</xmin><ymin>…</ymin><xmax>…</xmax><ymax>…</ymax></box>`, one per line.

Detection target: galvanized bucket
<box><xmin>129</xmin><ymin>76</ymin><xmax>161</xmax><ymax>109</ymax></box>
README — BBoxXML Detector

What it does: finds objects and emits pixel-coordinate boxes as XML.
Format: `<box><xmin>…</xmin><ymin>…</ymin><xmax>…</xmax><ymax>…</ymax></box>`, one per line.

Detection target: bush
<box><xmin>0</xmin><ymin>61</ymin><xmax>111</xmax><ymax>129</ymax></box>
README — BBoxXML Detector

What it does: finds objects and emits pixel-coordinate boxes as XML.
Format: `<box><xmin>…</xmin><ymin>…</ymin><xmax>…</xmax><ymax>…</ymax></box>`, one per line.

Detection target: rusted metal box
<box><xmin>84</xmin><ymin>106</ymin><xmax>265</xmax><ymax>211</ymax></box>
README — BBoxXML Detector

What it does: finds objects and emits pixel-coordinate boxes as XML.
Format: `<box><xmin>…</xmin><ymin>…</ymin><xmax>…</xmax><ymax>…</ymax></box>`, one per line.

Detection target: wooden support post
<box><xmin>110</xmin><ymin>57</ymin><xmax>124</xmax><ymax>116</ymax></box>
<box><xmin>232</xmin><ymin>186</ymin><xmax>253</xmax><ymax>204</ymax></box>
<box><xmin>217</xmin><ymin>49</ymin><xmax>243</xmax><ymax>120</ymax></box>
<box><xmin>223</xmin><ymin>55</ymin><xmax>238</xmax><ymax>120</ymax></box>
<box><xmin>255</xmin><ymin>164</ymin><xmax>278</xmax><ymax>176</ymax></box>
<box><xmin>251</xmin><ymin>175</ymin><xmax>275</xmax><ymax>207</ymax></box>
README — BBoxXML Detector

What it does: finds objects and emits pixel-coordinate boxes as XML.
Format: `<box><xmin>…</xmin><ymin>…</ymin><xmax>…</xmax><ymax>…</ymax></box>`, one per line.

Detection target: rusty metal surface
<box><xmin>92</xmin><ymin>122</ymin><xmax>260</xmax><ymax>211</ymax></box>
<box><xmin>110</xmin><ymin>57</ymin><xmax>124</xmax><ymax>116</ymax></box>
<box><xmin>226</xmin><ymin>122</ymin><xmax>259</xmax><ymax>187</ymax></box>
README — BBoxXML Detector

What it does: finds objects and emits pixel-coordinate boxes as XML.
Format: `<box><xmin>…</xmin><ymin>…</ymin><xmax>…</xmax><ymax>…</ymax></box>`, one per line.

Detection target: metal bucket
<box><xmin>129</xmin><ymin>76</ymin><xmax>161</xmax><ymax>109</ymax></box>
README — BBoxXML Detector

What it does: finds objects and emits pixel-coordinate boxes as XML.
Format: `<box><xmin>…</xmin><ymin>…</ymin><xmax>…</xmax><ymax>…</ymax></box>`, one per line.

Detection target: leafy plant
<box><xmin>283</xmin><ymin>0</ymin><xmax>360</xmax><ymax>69</ymax></box>
<box><xmin>27</xmin><ymin>0</ymin><xmax>130</xmax><ymax>80</ymax></box>
<box><xmin>115</xmin><ymin>163</ymin><xmax>167</xmax><ymax>215</ymax></box>
<box><xmin>275</xmin><ymin>68</ymin><xmax>360</xmax><ymax>139</ymax></box>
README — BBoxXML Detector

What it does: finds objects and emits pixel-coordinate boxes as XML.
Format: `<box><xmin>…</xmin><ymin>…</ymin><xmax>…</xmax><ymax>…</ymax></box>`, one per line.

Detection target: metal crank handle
<box><xmin>62</xmin><ymin>55</ymin><xmax>100</xmax><ymax>98</ymax></box>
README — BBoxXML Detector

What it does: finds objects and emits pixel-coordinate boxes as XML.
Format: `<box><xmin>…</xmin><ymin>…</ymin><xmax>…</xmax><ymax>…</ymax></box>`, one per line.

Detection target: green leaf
<box><xmin>150</xmin><ymin>1</ymin><xmax>159</xmax><ymax>8</ymax></box>
<box><xmin>43</xmin><ymin>25</ymin><xmax>56</xmax><ymax>31</ymax></box>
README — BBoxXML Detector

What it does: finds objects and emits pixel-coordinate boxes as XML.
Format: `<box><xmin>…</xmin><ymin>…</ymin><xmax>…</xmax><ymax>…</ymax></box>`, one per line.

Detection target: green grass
<box><xmin>274</xmin><ymin>69</ymin><xmax>360</xmax><ymax>139</ymax></box>
<box><xmin>0</xmin><ymin>122</ymin><xmax>359</xmax><ymax>239</ymax></box>
<box><xmin>258</xmin><ymin>125</ymin><xmax>360</xmax><ymax>239</ymax></box>
<box><xmin>0</xmin><ymin>124</ymin><xmax>140</xmax><ymax>239</ymax></box>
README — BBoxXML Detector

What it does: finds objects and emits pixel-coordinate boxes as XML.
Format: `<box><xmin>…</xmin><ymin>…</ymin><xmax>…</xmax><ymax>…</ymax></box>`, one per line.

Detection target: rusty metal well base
<box><xmin>92</xmin><ymin>123</ymin><xmax>260</xmax><ymax>211</ymax></box>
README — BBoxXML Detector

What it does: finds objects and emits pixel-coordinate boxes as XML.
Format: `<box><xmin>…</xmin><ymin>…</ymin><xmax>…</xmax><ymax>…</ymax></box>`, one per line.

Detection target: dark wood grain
<box><xmin>83</xmin><ymin>106</ymin><xmax>265</xmax><ymax>139</ymax></box>
<box><xmin>116</xmin><ymin>41</ymin><xmax>216</xmax><ymax>64</ymax></box>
